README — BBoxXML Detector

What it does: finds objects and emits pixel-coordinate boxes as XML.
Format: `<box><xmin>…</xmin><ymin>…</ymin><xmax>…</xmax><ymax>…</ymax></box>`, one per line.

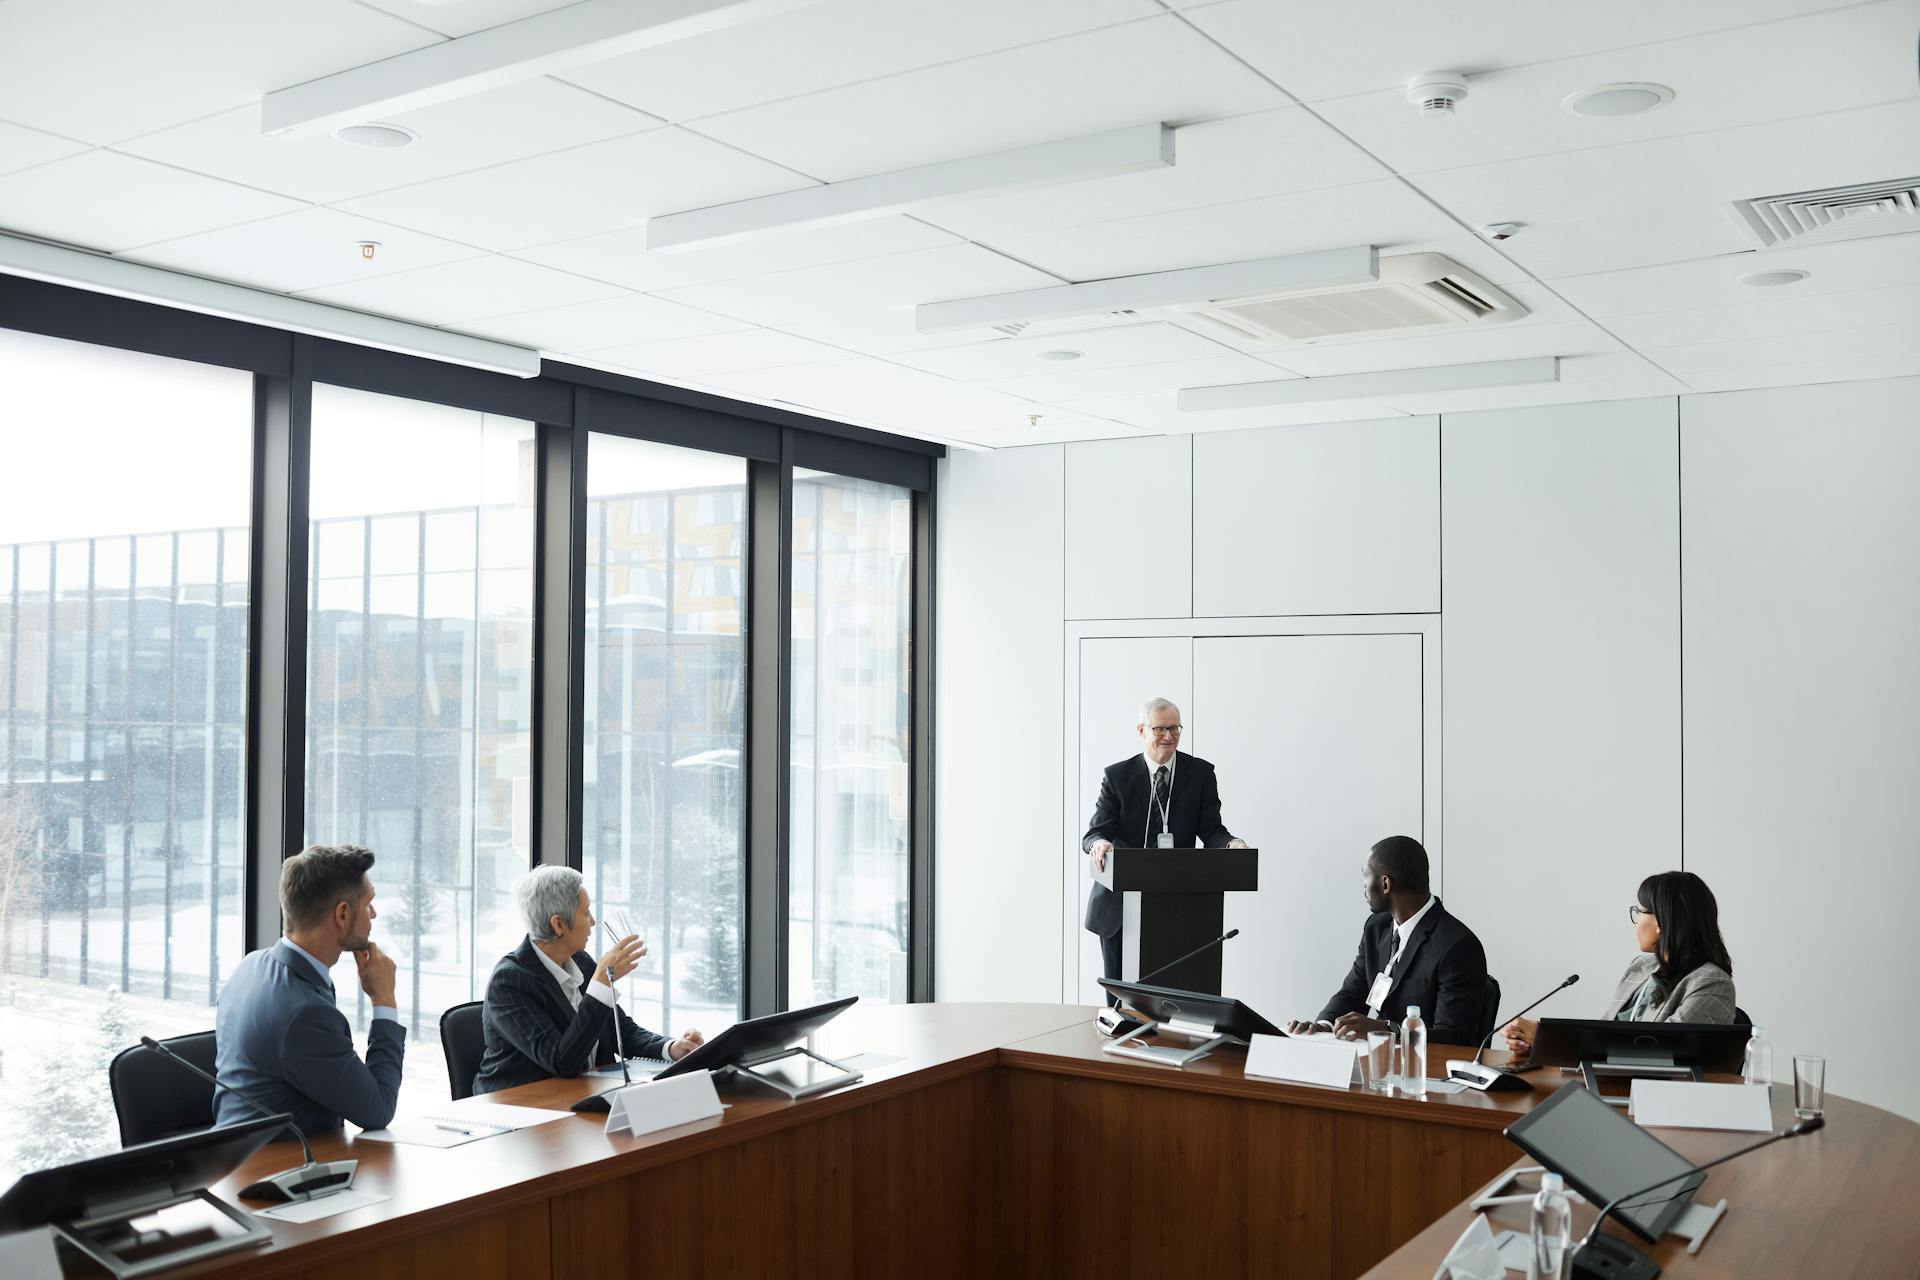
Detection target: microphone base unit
<box><xmin>239</xmin><ymin>1159</ymin><xmax>358</xmax><ymax>1204</ymax></box>
<box><xmin>1445</xmin><ymin>1059</ymin><xmax>1535</xmax><ymax>1092</ymax></box>
<box><xmin>1094</xmin><ymin>1007</ymin><xmax>1146</xmax><ymax>1038</ymax></box>
<box><xmin>1571</xmin><ymin>1234</ymin><xmax>1663</xmax><ymax>1280</ymax></box>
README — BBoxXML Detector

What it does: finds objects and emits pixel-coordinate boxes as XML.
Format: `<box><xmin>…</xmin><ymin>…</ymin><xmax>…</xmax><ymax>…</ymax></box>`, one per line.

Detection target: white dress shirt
<box><xmin>1365</xmin><ymin>895</ymin><xmax>1438</xmax><ymax>1019</ymax></box>
<box><xmin>531</xmin><ymin>944</ymin><xmax>617</xmax><ymax>1011</ymax></box>
<box><xmin>1140</xmin><ymin>751</ymin><xmax>1176</xmax><ymax>846</ymax></box>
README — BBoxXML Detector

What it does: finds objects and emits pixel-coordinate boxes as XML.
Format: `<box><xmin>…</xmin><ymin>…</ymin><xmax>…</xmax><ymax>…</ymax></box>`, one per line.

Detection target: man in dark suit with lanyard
<box><xmin>1082</xmin><ymin>697</ymin><xmax>1248</xmax><ymax>993</ymax></box>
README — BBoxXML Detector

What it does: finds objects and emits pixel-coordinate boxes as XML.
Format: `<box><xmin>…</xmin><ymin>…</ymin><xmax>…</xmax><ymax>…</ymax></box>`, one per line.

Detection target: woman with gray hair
<box><xmin>471</xmin><ymin>866</ymin><xmax>703</xmax><ymax>1095</ymax></box>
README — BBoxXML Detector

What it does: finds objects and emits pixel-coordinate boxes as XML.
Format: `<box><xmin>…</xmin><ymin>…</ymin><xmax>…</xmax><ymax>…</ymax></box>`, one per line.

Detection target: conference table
<box><xmin>73</xmin><ymin>1002</ymin><xmax>1920</xmax><ymax>1279</ymax></box>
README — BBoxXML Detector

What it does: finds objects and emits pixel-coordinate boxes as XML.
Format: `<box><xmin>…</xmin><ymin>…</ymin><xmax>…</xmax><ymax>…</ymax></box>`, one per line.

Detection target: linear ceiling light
<box><xmin>915</xmin><ymin>245</ymin><xmax>1378</xmax><ymax>336</ymax></box>
<box><xmin>0</xmin><ymin>233</ymin><xmax>541</xmax><ymax>378</ymax></box>
<box><xmin>647</xmin><ymin>123</ymin><xmax>1175</xmax><ymax>252</ymax></box>
<box><xmin>261</xmin><ymin>0</ymin><xmax>825</xmax><ymax>137</ymax></box>
<box><xmin>1177</xmin><ymin>356</ymin><xmax>1560</xmax><ymax>410</ymax></box>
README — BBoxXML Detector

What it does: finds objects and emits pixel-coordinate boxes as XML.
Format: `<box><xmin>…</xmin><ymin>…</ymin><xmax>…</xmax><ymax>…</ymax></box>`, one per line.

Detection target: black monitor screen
<box><xmin>1504</xmin><ymin>1081</ymin><xmax>1705</xmax><ymax>1243</ymax></box>
<box><xmin>0</xmin><ymin>1114</ymin><xmax>284</xmax><ymax>1233</ymax></box>
<box><xmin>1096</xmin><ymin>979</ymin><xmax>1284</xmax><ymax>1040</ymax></box>
<box><xmin>655</xmin><ymin>995</ymin><xmax>858</xmax><ymax>1081</ymax></box>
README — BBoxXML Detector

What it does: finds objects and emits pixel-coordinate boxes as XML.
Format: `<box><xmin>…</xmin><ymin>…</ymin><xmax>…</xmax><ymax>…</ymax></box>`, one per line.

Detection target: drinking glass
<box><xmin>1793</xmin><ymin>1055</ymin><xmax>1825</xmax><ymax>1119</ymax></box>
<box><xmin>1363</xmin><ymin>1032</ymin><xmax>1393</xmax><ymax>1094</ymax></box>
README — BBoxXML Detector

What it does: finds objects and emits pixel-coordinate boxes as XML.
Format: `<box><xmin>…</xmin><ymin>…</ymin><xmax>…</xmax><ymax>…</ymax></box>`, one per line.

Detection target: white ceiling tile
<box><xmin>0</xmin><ymin>0</ymin><xmax>438</xmax><ymax>144</ymax></box>
<box><xmin>335</xmin><ymin>127</ymin><xmax>814</xmax><ymax>251</ymax></box>
<box><xmin>463</xmin><ymin>292</ymin><xmax>752</xmax><ymax>352</ymax></box>
<box><xmin>123</xmin><ymin>207</ymin><xmax>483</xmax><ymax>292</ymax></box>
<box><xmin>1605</xmin><ymin>284</ymin><xmax>1920</xmax><ymax>348</ymax></box>
<box><xmin>1642</xmin><ymin>322</ymin><xmax>1920</xmax><ymax>375</ymax></box>
<box><xmin>915</xmin><ymin>107</ymin><xmax>1390</xmax><ymax>242</ymax></box>
<box><xmin>1378</xmin><ymin>353</ymin><xmax>1684</xmax><ymax>413</ymax></box>
<box><xmin>654</xmin><ymin>243</ymin><xmax>1061</xmax><ymax>354</ymax></box>
<box><xmin>688</xmin><ymin>16</ymin><xmax>1288</xmax><ymax>181</ymax></box>
<box><xmin>1061</xmin><ymin>389</ymin><xmax>1409</xmax><ymax>433</ymax></box>
<box><xmin>1313</xmin><ymin>3</ymin><xmax>1920</xmax><ymax>177</ymax></box>
<box><xmin>0</xmin><ymin>151</ymin><xmax>302</xmax><ymax>252</ymax></box>
<box><xmin>118</xmin><ymin>80</ymin><xmax>659</xmax><ymax>205</ymax></box>
<box><xmin>299</xmin><ymin>255</ymin><xmax>626</xmax><ymax>325</ymax></box>
<box><xmin>561</xmin><ymin>0</ymin><xmax>1161</xmax><ymax>122</ymax></box>
<box><xmin>1409</xmin><ymin>100</ymin><xmax>1920</xmax><ymax>277</ymax></box>
<box><xmin>986</xmin><ymin>353</ymin><xmax>1291</xmax><ymax>403</ymax></box>
<box><xmin>1548</xmin><ymin>232</ymin><xmax>1920</xmax><ymax>317</ymax></box>
<box><xmin>944</xmin><ymin>415</ymin><xmax>1153</xmax><ymax>448</ymax></box>
<box><xmin>513</xmin><ymin>214</ymin><xmax>957</xmax><ymax>292</ymax></box>
<box><xmin>1680</xmin><ymin>347</ymin><xmax>1920</xmax><ymax>391</ymax></box>
<box><xmin>352</xmin><ymin>0</ymin><xmax>584</xmax><ymax>38</ymax></box>
<box><xmin>582</xmin><ymin>328</ymin><xmax>851</xmax><ymax>378</ymax></box>
<box><xmin>890</xmin><ymin>321</ymin><xmax>1237</xmax><ymax>381</ymax></box>
<box><xmin>701</xmin><ymin>357</ymin><xmax>1065</xmax><ymax>437</ymax></box>
<box><xmin>1182</xmin><ymin>0</ymin><xmax>1865</xmax><ymax>102</ymax></box>
<box><xmin>0</xmin><ymin>120</ymin><xmax>89</xmax><ymax>178</ymax></box>
<box><xmin>1261</xmin><ymin>318</ymin><xmax>1622</xmax><ymax>378</ymax></box>
<box><xmin>973</xmin><ymin>179</ymin><xmax>1465</xmax><ymax>282</ymax></box>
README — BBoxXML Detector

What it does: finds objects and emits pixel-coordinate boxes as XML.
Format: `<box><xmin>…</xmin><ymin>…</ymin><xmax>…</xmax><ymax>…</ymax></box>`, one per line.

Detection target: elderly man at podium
<box><xmin>1082</xmin><ymin>697</ymin><xmax>1249</xmax><ymax>995</ymax></box>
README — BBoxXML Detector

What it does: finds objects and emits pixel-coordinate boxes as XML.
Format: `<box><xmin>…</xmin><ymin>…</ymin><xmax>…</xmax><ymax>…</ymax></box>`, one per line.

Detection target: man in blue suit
<box><xmin>473</xmin><ymin>866</ymin><xmax>702</xmax><ymax>1095</ymax></box>
<box><xmin>214</xmin><ymin>843</ymin><xmax>404</xmax><ymax>1133</ymax></box>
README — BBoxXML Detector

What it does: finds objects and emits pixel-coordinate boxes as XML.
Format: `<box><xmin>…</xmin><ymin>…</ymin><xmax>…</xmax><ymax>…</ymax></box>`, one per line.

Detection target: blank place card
<box><xmin>1244</xmin><ymin>1033</ymin><xmax>1359</xmax><ymax>1090</ymax></box>
<box><xmin>1629</xmin><ymin>1080</ymin><xmax>1773</xmax><ymax>1132</ymax></box>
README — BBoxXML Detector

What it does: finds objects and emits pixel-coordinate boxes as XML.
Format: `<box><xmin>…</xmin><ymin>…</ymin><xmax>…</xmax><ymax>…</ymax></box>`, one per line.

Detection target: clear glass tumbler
<box><xmin>1793</xmin><ymin>1055</ymin><xmax>1825</xmax><ymax>1119</ymax></box>
<box><xmin>1364</xmin><ymin>1032</ymin><xmax>1393</xmax><ymax>1094</ymax></box>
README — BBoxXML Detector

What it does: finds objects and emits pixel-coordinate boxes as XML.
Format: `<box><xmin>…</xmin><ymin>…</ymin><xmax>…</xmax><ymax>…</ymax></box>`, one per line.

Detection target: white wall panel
<box><xmin>1442</xmin><ymin>398</ymin><xmax>1681</xmax><ymax>1029</ymax></box>
<box><xmin>1193</xmin><ymin>418</ymin><xmax>1440</xmax><ymax>617</ymax></box>
<box><xmin>1063</xmin><ymin>435</ymin><xmax>1192</xmax><ymax>620</ymax></box>
<box><xmin>1683</xmin><ymin>377</ymin><xmax>1920</xmax><ymax>1120</ymax></box>
<box><xmin>934</xmin><ymin>446</ymin><xmax>1065</xmax><ymax>1002</ymax></box>
<box><xmin>1198</xmin><ymin>634</ymin><xmax>1426</xmax><ymax>1022</ymax></box>
<box><xmin>1067</xmin><ymin>636</ymin><xmax>1193</xmax><ymax>1001</ymax></box>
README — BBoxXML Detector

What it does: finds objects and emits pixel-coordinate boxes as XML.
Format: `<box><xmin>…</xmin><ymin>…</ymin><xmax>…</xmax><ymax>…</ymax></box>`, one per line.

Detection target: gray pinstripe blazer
<box><xmin>1599</xmin><ymin>953</ymin><xmax>1737</xmax><ymax>1024</ymax></box>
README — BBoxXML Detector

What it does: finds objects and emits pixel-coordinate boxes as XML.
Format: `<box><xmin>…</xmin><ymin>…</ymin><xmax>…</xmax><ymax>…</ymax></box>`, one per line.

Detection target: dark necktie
<box><xmin>1149</xmin><ymin>765</ymin><xmax>1170</xmax><ymax>842</ymax></box>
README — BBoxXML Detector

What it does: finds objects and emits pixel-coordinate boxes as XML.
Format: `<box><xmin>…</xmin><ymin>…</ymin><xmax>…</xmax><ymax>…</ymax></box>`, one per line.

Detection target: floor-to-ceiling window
<box><xmin>582</xmin><ymin>436</ymin><xmax>747</xmax><ymax>1040</ymax></box>
<box><xmin>788</xmin><ymin>470</ymin><xmax>913</xmax><ymax>1006</ymax></box>
<box><xmin>0</xmin><ymin>328</ymin><xmax>251</xmax><ymax>1180</ymax></box>
<box><xmin>304</xmin><ymin>385</ymin><xmax>533</xmax><ymax>1105</ymax></box>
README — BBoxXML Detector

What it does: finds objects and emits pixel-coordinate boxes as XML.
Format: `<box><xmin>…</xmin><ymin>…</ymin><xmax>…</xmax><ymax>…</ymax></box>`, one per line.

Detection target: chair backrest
<box><xmin>1734</xmin><ymin>1005</ymin><xmax>1753</xmax><ymax>1028</ymax></box>
<box><xmin>1480</xmin><ymin>975</ymin><xmax>1503</xmax><ymax>1047</ymax></box>
<box><xmin>440</xmin><ymin>1000</ymin><xmax>485</xmax><ymax>1101</ymax></box>
<box><xmin>109</xmin><ymin>1030</ymin><xmax>217</xmax><ymax>1147</ymax></box>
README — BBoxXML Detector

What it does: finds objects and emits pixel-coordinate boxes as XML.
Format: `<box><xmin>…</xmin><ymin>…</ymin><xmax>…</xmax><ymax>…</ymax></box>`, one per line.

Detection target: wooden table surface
<box><xmin>60</xmin><ymin>1002</ymin><xmax>1920</xmax><ymax>1280</ymax></box>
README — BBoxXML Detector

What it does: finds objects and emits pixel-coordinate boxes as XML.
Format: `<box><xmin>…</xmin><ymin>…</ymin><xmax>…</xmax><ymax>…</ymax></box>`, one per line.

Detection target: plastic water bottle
<box><xmin>1742</xmin><ymin>1025</ymin><xmax>1774</xmax><ymax>1087</ymax></box>
<box><xmin>1401</xmin><ymin>1005</ymin><xmax>1428</xmax><ymax>1099</ymax></box>
<box><xmin>1528</xmin><ymin>1172</ymin><xmax>1573</xmax><ymax>1280</ymax></box>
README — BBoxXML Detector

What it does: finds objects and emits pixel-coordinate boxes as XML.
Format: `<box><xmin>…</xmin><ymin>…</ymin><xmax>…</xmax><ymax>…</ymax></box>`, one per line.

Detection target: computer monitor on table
<box><xmin>1529</xmin><ymin>1018</ymin><xmax>1750</xmax><ymax>1099</ymax></box>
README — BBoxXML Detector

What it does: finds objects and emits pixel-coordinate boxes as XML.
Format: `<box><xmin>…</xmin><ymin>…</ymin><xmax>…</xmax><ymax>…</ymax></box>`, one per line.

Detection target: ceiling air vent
<box><xmin>1729</xmin><ymin>177</ymin><xmax>1920</xmax><ymax>249</ymax></box>
<box><xmin>1166</xmin><ymin>253</ymin><xmax>1525</xmax><ymax>344</ymax></box>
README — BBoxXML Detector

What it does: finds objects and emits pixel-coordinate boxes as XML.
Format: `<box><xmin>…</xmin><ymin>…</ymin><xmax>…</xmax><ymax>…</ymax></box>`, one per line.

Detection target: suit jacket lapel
<box><xmin>513</xmin><ymin>937</ymin><xmax>575</xmax><ymax>1026</ymax></box>
<box><xmin>1385</xmin><ymin>900</ymin><xmax>1442</xmax><ymax>995</ymax></box>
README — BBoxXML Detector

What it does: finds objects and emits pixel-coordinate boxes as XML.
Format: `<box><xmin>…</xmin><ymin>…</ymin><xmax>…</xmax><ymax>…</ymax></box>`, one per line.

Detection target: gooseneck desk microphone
<box><xmin>1447</xmin><ymin>973</ymin><xmax>1580</xmax><ymax>1092</ymax></box>
<box><xmin>139</xmin><ymin>1035</ymin><xmax>357</xmax><ymax>1203</ymax></box>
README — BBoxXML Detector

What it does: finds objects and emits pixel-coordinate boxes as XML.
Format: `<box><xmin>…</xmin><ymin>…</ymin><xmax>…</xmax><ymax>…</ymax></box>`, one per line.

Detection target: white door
<box><xmin>1195</xmin><ymin>633</ymin><xmax>1427</xmax><ymax>1023</ymax></box>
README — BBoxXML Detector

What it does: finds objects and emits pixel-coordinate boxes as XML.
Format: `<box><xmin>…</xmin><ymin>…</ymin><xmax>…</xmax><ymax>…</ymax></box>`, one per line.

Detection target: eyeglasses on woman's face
<box><xmin>1628</xmin><ymin>904</ymin><xmax>1656</xmax><ymax>925</ymax></box>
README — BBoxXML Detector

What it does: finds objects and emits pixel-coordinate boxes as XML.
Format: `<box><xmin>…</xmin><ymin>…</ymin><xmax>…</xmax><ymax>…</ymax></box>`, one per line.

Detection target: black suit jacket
<box><xmin>1316</xmin><ymin>898</ymin><xmax>1490</xmax><ymax>1046</ymax></box>
<box><xmin>472</xmin><ymin>937</ymin><xmax>671</xmax><ymax>1095</ymax></box>
<box><xmin>1080</xmin><ymin>751</ymin><xmax>1235</xmax><ymax>939</ymax></box>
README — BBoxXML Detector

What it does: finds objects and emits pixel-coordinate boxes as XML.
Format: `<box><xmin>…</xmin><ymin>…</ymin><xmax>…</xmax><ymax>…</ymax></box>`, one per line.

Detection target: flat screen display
<box><xmin>1504</xmin><ymin>1081</ymin><xmax>1705</xmax><ymax>1243</ymax></box>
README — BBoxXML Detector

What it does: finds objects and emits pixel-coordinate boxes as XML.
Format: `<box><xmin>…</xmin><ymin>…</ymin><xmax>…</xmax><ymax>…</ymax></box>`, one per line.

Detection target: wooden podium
<box><xmin>1094</xmin><ymin>847</ymin><xmax>1258</xmax><ymax>994</ymax></box>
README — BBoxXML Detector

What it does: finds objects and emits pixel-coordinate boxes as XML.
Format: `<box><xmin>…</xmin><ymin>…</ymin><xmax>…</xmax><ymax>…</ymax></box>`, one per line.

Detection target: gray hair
<box><xmin>1138</xmin><ymin>696</ymin><xmax>1180</xmax><ymax>725</ymax></box>
<box><xmin>518</xmin><ymin>866</ymin><xmax>584</xmax><ymax>942</ymax></box>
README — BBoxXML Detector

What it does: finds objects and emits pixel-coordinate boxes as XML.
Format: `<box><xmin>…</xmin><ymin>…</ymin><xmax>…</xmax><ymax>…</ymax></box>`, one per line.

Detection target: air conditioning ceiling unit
<box><xmin>1167</xmin><ymin>252</ymin><xmax>1525</xmax><ymax>343</ymax></box>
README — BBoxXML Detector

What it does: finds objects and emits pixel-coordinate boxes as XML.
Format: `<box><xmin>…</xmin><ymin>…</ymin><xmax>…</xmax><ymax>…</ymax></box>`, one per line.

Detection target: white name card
<box><xmin>604</xmin><ymin>1068</ymin><xmax>724</xmax><ymax>1138</ymax></box>
<box><xmin>1244</xmin><ymin>1033</ymin><xmax>1359</xmax><ymax>1090</ymax></box>
<box><xmin>1629</xmin><ymin>1079</ymin><xmax>1772</xmax><ymax>1132</ymax></box>
<box><xmin>0</xmin><ymin>1227</ymin><xmax>61</xmax><ymax>1279</ymax></box>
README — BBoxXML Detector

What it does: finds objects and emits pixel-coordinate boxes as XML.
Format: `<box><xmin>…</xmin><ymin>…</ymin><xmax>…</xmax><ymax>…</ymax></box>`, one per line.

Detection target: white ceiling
<box><xmin>0</xmin><ymin>0</ymin><xmax>1915</xmax><ymax>449</ymax></box>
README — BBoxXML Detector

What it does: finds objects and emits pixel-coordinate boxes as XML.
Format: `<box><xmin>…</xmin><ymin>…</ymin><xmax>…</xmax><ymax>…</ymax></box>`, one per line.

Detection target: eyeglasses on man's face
<box><xmin>1146</xmin><ymin>725</ymin><xmax>1182</xmax><ymax>737</ymax></box>
<box><xmin>1628</xmin><ymin>905</ymin><xmax>1656</xmax><ymax>924</ymax></box>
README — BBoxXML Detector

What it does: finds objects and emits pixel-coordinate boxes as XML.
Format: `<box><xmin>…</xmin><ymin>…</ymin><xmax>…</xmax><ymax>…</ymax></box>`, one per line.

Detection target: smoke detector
<box><xmin>1407</xmin><ymin>72</ymin><xmax>1469</xmax><ymax>119</ymax></box>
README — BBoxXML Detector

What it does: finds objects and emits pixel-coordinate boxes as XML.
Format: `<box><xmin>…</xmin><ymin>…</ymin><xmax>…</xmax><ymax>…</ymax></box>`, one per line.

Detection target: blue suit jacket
<box><xmin>213</xmin><ymin>940</ymin><xmax>406</xmax><ymax>1133</ymax></box>
<box><xmin>472</xmin><ymin>937</ymin><xmax>670</xmax><ymax>1095</ymax></box>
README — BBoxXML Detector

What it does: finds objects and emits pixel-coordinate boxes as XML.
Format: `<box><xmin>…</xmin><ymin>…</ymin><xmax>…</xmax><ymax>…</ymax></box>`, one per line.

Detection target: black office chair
<box><xmin>109</xmin><ymin>1030</ymin><xmax>217</xmax><ymax>1147</ymax></box>
<box><xmin>1734</xmin><ymin>1005</ymin><xmax>1753</xmax><ymax>1028</ymax></box>
<box><xmin>440</xmin><ymin>1000</ymin><xmax>485</xmax><ymax>1101</ymax></box>
<box><xmin>1479</xmin><ymin>975</ymin><xmax>1502</xmax><ymax>1047</ymax></box>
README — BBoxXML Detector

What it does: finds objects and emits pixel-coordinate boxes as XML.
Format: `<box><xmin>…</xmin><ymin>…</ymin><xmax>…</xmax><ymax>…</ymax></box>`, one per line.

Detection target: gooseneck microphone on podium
<box><xmin>1094</xmin><ymin>930</ymin><xmax>1241</xmax><ymax>1037</ymax></box>
<box><xmin>139</xmin><ymin>1035</ymin><xmax>357</xmax><ymax>1203</ymax></box>
<box><xmin>1447</xmin><ymin>973</ymin><xmax>1579</xmax><ymax>1092</ymax></box>
<box><xmin>1569</xmin><ymin>1115</ymin><xmax>1824</xmax><ymax>1280</ymax></box>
